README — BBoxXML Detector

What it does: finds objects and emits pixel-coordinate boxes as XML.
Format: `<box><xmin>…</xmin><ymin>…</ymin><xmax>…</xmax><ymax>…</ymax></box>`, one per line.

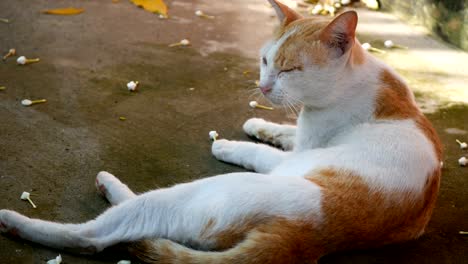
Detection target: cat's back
<box><xmin>330</xmin><ymin>118</ymin><xmax>439</xmax><ymax>190</ymax></box>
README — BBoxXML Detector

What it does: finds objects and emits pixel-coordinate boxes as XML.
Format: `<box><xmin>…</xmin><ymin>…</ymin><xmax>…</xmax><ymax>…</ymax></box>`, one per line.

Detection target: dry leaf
<box><xmin>130</xmin><ymin>0</ymin><xmax>168</xmax><ymax>17</ymax></box>
<box><xmin>43</xmin><ymin>8</ymin><xmax>85</xmax><ymax>15</ymax></box>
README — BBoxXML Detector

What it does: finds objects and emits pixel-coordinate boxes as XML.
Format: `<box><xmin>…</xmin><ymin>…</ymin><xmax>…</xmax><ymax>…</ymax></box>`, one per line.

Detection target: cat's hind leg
<box><xmin>0</xmin><ymin>209</ymin><xmax>99</xmax><ymax>254</ymax></box>
<box><xmin>0</xmin><ymin>192</ymin><xmax>150</xmax><ymax>253</ymax></box>
<box><xmin>243</xmin><ymin>118</ymin><xmax>296</xmax><ymax>150</ymax></box>
<box><xmin>1</xmin><ymin>172</ymin><xmax>322</xmax><ymax>256</ymax></box>
<box><xmin>95</xmin><ymin>171</ymin><xmax>137</xmax><ymax>205</ymax></box>
<box><xmin>0</xmin><ymin>172</ymin><xmax>137</xmax><ymax>253</ymax></box>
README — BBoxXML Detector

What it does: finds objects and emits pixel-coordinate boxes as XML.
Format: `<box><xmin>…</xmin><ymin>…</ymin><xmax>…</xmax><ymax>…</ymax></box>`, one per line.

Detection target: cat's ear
<box><xmin>268</xmin><ymin>0</ymin><xmax>303</xmax><ymax>26</ymax></box>
<box><xmin>319</xmin><ymin>11</ymin><xmax>358</xmax><ymax>57</ymax></box>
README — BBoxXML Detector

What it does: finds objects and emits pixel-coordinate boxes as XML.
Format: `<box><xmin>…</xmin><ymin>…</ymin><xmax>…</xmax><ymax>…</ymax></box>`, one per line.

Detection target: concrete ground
<box><xmin>0</xmin><ymin>0</ymin><xmax>467</xmax><ymax>263</ymax></box>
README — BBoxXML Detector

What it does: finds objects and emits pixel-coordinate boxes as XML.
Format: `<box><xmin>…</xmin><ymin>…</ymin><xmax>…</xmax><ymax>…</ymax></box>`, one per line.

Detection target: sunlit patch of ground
<box><xmin>356</xmin><ymin>9</ymin><xmax>468</xmax><ymax>112</ymax></box>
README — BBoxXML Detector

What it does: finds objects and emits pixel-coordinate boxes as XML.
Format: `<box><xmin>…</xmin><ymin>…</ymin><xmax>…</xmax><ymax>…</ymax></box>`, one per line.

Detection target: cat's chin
<box><xmin>265</xmin><ymin>98</ymin><xmax>292</xmax><ymax>108</ymax></box>
<box><xmin>263</xmin><ymin>95</ymin><xmax>282</xmax><ymax>106</ymax></box>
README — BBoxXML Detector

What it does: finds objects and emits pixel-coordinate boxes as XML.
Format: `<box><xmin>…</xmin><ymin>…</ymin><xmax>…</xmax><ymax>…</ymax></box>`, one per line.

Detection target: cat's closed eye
<box><xmin>262</xmin><ymin>57</ymin><xmax>267</xmax><ymax>66</ymax></box>
<box><xmin>279</xmin><ymin>66</ymin><xmax>302</xmax><ymax>75</ymax></box>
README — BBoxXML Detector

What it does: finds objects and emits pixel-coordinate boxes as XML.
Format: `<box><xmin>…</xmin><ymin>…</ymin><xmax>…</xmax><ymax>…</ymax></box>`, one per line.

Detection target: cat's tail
<box><xmin>128</xmin><ymin>223</ymin><xmax>320</xmax><ymax>264</ymax></box>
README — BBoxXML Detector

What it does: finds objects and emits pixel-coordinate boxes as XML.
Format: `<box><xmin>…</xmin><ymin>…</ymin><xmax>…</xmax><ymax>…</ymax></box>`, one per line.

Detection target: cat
<box><xmin>0</xmin><ymin>0</ymin><xmax>442</xmax><ymax>263</ymax></box>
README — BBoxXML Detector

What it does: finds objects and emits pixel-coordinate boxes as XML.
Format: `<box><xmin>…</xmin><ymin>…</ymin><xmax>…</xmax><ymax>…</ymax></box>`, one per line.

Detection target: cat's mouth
<box><xmin>260</xmin><ymin>85</ymin><xmax>272</xmax><ymax>94</ymax></box>
<box><xmin>261</xmin><ymin>88</ymin><xmax>303</xmax><ymax>115</ymax></box>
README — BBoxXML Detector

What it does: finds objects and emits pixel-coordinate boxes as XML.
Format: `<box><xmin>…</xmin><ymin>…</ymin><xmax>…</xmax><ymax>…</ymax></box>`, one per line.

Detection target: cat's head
<box><xmin>259</xmin><ymin>0</ymin><xmax>362</xmax><ymax>108</ymax></box>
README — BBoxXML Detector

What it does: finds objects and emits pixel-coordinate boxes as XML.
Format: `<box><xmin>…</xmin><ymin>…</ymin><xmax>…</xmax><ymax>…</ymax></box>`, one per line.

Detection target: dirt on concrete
<box><xmin>0</xmin><ymin>0</ymin><xmax>466</xmax><ymax>263</ymax></box>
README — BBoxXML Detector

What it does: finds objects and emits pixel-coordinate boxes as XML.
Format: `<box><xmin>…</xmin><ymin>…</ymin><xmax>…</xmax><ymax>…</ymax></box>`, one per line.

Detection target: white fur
<box><xmin>259</xmin><ymin>30</ymin><xmax>298</xmax><ymax>104</ymax></box>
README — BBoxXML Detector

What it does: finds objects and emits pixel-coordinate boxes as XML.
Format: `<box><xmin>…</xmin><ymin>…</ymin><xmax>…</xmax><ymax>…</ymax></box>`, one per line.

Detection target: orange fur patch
<box><xmin>415</xmin><ymin>115</ymin><xmax>443</xmax><ymax>161</ymax></box>
<box><xmin>129</xmin><ymin>218</ymin><xmax>321</xmax><ymax>264</ymax></box>
<box><xmin>274</xmin><ymin>18</ymin><xmax>331</xmax><ymax>69</ymax></box>
<box><xmin>274</xmin><ymin>17</ymin><xmax>329</xmax><ymax>40</ymax></box>
<box><xmin>127</xmin><ymin>239</ymin><xmax>191</xmax><ymax>264</ymax></box>
<box><xmin>375</xmin><ymin>69</ymin><xmax>417</xmax><ymax>119</ymax></box>
<box><xmin>375</xmin><ymin>69</ymin><xmax>442</xmax><ymax>160</ymax></box>
<box><xmin>306</xmin><ymin>167</ymin><xmax>441</xmax><ymax>252</ymax></box>
<box><xmin>273</xmin><ymin>16</ymin><xmax>364</xmax><ymax>70</ymax></box>
<box><xmin>230</xmin><ymin>218</ymin><xmax>321</xmax><ymax>263</ymax></box>
<box><xmin>202</xmin><ymin>215</ymin><xmax>269</xmax><ymax>250</ymax></box>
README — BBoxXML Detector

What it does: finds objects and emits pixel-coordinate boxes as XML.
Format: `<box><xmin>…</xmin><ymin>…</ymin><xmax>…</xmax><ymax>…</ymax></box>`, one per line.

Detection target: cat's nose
<box><xmin>259</xmin><ymin>85</ymin><xmax>272</xmax><ymax>94</ymax></box>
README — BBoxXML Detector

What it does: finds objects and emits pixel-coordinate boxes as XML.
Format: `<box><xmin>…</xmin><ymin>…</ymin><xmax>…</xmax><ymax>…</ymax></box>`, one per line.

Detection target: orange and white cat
<box><xmin>0</xmin><ymin>1</ymin><xmax>442</xmax><ymax>263</ymax></box>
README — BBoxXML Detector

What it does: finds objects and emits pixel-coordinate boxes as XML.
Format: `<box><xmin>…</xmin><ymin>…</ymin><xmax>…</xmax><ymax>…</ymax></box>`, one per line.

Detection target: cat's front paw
<box><xmin>212</xmin><ymin>139</ymin><xmax>237</xmax><ymax>161</ymax></box>
<box><xmin>243</xmin><ymin>118</ymin><xmax>267</xmax><ymax>138</ymax></box>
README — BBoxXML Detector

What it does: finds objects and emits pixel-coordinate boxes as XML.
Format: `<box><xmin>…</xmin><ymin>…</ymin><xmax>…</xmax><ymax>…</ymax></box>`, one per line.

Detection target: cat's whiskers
<box><xmin>253</xmin><ymin>93</ymin><xmax>265</xmax><ymax>105</ymax></box>
<box><xmin>245</xmin><ymin>87</ymin><xmax>262</xmax><ymax>98</ymax></box>
<box><xmin>276</xmin><ymin>90</ymin><xmax>302</xmax><ymax>118</ymax></box>
<box><xmin>286</xmin><ymin>93</ymin><xmax>304</xmax><ymax>113</ymax></box>
<box><xmin>278</xmin><ymin>91</ymin><xmax>293</xmax><ymax>117</ymax></box>
<box><xmin>287</xmin><ymin>97</ymin><xmax>303</xmax><ymax>115</ymax></box>
<box><xmin>285</xmin><ymin>101</ymin><xmax>298</xmax><ymax>119</ymax></box>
